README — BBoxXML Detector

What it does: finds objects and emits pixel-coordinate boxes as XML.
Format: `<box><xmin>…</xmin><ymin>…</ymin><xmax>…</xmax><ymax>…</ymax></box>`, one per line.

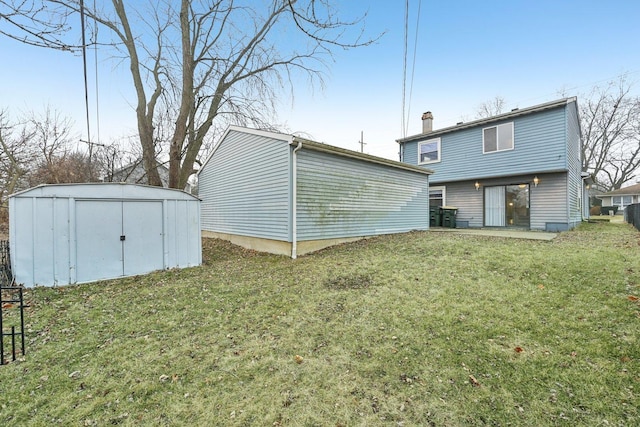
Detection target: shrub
<box><xmin>590</xmin><ymin>205</ymin><xmax>601</xmax><ymax>216</ymax></box>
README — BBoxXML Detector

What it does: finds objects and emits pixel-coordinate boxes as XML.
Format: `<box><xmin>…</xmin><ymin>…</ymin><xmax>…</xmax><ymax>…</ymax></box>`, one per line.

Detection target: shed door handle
<box><xmin>120</xmin><ymin>235</ymin><xmax>126</xmax><ymax>241</ymax></box>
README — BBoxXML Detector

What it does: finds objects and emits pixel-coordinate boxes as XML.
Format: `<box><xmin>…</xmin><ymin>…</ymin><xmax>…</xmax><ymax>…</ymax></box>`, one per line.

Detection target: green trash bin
<box><xmin>430</xmin><ymin>207</ymin><xmax>442</xmax><ymax>227</ymax></box>
<box><xmin>441</xmin><ymin>206</ymin><xmax>458</xmax><ymax>228</ymax></box>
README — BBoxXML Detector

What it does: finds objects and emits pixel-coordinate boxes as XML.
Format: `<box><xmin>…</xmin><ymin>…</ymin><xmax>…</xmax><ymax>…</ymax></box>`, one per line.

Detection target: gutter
<box><xmin>291</xmin><ymin>140</ymin><xmax>303</xmax><ymax>259</ymax></box>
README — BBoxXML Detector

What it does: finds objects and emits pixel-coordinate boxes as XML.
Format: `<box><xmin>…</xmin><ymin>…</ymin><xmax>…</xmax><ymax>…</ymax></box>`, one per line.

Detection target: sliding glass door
<box><xmin>485</xmin><ymin>184</ymin><xmax>530</xmax><ymax>228</ymax></box>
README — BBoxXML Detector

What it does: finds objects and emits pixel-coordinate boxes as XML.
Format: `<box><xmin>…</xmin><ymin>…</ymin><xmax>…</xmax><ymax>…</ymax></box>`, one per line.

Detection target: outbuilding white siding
<box><xmin>198</xmin><ymin>126</ymin><xmax>432</xmax><ymax>257</ymax></box>
<box><xmin>9</xmin><ymin>183</ymin><xmax>201</xmax><ymax>287</ymax></box>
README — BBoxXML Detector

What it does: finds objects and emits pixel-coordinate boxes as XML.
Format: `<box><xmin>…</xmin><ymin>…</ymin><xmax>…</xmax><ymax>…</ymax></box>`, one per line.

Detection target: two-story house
<box><xmin>397</xmin><ymin>97</ymin><xmax>589</xmax><ymax>232</ymax></box>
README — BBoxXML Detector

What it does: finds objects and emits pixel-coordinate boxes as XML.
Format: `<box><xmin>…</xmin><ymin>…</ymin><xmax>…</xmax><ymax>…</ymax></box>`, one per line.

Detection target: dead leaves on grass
<box><xmin>468</xmin><ymin>375</ymin><xmax>481</xmax><ymax>387</ymax></box>
<box><xmin>323</xmin><ymin>273</ymin><xmax>374</xmax><ymax>290</ymax></box>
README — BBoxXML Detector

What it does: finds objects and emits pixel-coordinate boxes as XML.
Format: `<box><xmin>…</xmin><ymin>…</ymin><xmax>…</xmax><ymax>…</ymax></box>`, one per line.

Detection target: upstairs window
<box><xmin>419</xmin><ymin>138</ymin><xmax>441</xmax><ymax>164</ymax></box>
<box><xmin>483</xmin><ymin>122</ymin><xmax>514</xmax><ymax>153</ymax></box>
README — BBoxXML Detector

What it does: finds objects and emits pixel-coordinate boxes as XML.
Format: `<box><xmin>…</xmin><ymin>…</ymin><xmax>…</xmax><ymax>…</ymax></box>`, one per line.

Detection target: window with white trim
<box><xmin>613</xmin><ymin>195</ymin><xmax>633</xmax><ymax>209</ymax></box>
<box><xmin>419</xmin><ymin>138</ymin><xmax>441</xmax><ymax>164</ymax></box>
<box><xmin>483</xmin><ymin>122</ymin><xmax>514</xmax><ymax>153</ymax></box>
<box><xmin>429</xmin><ymin>186</ymin><xmax>445</xmax><ymax>207</ymax></box>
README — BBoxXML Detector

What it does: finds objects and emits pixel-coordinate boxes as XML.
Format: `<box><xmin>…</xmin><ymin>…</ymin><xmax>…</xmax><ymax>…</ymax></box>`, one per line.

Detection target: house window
<box><xmin>419</xmin><ymin>138</ymin><xmax>441</xmax><ymax>164</ymax></box>
<box><xmin>612</xmin><ymin>195</ymin><xmax>633</xmax><ymax>209</ymax></box>
<box><xmin>429</xmin><ymin>186</ymin><xmax>445</xmax><ymax>207</ymax></box>
<box><xmin>483</xmin><ymin>122</ymin><xmax>514</xmax><ymax>153</ymax></box>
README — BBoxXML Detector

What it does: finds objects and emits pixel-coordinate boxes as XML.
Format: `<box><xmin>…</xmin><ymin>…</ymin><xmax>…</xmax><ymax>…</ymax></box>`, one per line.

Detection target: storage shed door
<box><xmin>75</xmin><ymin>200</ymin><xmax>164</xmax><ymax>283</ymax></box>
<box><xmin>122</xmin><ymin>201</ymin><xmax>164</xmax><ymax>276</ymax></box>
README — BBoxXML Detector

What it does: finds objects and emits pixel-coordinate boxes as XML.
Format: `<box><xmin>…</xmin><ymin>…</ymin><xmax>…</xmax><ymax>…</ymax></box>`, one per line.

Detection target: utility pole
<box><xmin>359</xmin><ymin>131</ymin><xmax>366</xmax><ymax>153</ymax></box>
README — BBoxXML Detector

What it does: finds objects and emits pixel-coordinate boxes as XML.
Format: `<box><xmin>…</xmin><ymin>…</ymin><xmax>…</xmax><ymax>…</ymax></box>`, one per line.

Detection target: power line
<box><xmin>93</xmin><ymin>0</ymin><xmax>101</xmax><ymax>145</ymax></box>
<box><xmin>405</xmin><ymin>0</ymin><xmax>422</xmax><ymax>138</ymax></box>
<box><xmin>401</xmin><ymin>0</ymin><xmax>409</xmax><ymax>139</ymax></box>
<box><xmin>79</xmin><ymin>0</ymin><xmax>91</xmax><ymax>149</ymax></box>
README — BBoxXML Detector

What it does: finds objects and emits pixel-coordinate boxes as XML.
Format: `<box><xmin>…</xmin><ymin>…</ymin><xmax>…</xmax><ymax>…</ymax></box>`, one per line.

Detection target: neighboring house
<box><xmin>397</xmin><ymin>97</ymin><xmax>588</xmax><ymax>232</ymax></box>
<box><xmin>596</xmin><ymin>183</ymin><xmax>640</xmax><ymax>212</ymax></box>
<box><xmin>198</xmin><ymin>126</ymin><xmax>432</xmax><ymax>258</ymax></box>
<box><xmin>110</xmin><ymin>160</ymin><xmax>170</xmax><ymax>188</ymax></box>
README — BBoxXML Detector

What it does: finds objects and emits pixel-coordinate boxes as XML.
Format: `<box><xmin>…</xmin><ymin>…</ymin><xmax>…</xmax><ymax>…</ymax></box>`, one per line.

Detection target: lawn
<box><xmin>0</xmin><ymin>222</ymin><xmax>638</xmax><ymax>426</ymax></box>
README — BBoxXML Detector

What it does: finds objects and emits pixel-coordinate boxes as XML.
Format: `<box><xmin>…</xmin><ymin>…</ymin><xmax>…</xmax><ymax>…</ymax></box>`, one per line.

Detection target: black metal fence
<box><xmin>0</xmin><ymin>240</ymin><xmax>11</xmax><ymax>286</ymax></box>
<box><xmin>0</xmin><ymin>241</ymin><xmax>26</xmax><ymax>364</ymax></box>
<box><xmin>1</xmin><ymin>286</ymin><xmax>26</xmax><ymax>364</ymax></box>
<box><xmin>625</xmin><ymin>204</ymin><xmax>640</xmax><ymax>232</ymax></box>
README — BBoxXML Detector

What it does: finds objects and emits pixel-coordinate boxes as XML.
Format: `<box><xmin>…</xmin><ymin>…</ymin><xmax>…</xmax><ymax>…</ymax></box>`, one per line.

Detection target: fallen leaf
<box><xmin>628</xmin><ymin>295</ymin><xmax>639</xmax><ymax>301</ymax></box>
<box><xmin>538</xmin><ymin>285</ymin><xmax>545</xmax><ymax>290</ymax></box>
<box><xmin>570</xmin><ymin>351</ymin><xmax>577</xmax><ymax>357</ymax></box>
<box><xmin>469</xmin><ymin>375</ymin><xmax>481</xmax><ymax>387</ymax></box>
<box><xmin>1</xmin><ymin>303</ymin><xmax>13</xmax><ymax>309</ymax></box>
<box><xmin>514</xmin><ymin>347</ymin><xmax>524</xmax><ymax>353</ymax></box>
<box><xmin>294</xmin><ymin>355</ymin><xmax>303</xmax><ymax>364</ymax></box>
<box><xmin>621</xmin><ymin>356</ymin><xmax>632</xmax><ymax>363</ymax></box>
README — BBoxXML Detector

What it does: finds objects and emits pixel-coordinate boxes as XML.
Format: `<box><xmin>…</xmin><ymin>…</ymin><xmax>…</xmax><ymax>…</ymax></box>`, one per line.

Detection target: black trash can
<box><xmin>430</xmin><ymin>207</ymin><xmax>442</xmax><ymax>227</ymax></box>
<box><xmin>441</xmin><ymin>207</ymin><xmax>458</xmax><ymax>228</ymax></box>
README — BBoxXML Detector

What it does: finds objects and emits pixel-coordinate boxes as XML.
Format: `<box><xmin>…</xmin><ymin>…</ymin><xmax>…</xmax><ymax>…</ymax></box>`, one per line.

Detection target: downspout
<box><xmin>291</xmin><ymin>140</ymin><xmax>303</xmax><ymax>259</ymax></box>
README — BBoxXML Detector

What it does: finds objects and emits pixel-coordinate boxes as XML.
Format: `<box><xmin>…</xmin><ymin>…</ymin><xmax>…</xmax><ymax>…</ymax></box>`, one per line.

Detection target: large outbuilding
<box><xmin>198</xmin><ymin>126</ymin><xmax>433</xmax><ymax>257</ymax></box>
<box><xmin>9</xmin><ymin>183</ymin><xmax>201</xmax><ymax>287</ymax></box>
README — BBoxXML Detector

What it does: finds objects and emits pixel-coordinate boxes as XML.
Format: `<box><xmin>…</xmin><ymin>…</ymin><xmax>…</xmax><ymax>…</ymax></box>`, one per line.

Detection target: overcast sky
<box><xmin>2</xmin><ymin>0</ymin><xmax>640</xmax><ymax>161</ymax></box>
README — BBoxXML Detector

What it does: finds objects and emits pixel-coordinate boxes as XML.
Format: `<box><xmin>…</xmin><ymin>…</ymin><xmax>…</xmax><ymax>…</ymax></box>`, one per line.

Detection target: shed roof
<box><xmin>10</xmin><ymin>183</ymin><xmax>199</xmax><ymax>201</ymax></box>
<box><xmin>396</xmin><ymin>97</ymin><xmax>578</xmax><ymax>144</ymax></box>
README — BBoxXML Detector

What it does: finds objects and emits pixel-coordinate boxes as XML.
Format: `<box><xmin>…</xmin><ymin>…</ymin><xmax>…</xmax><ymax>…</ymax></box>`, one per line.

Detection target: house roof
<box><xmin>199</xmin><ymin>125</ymin><xmax>434</xmax><ymax>177</ymax></box>
<box><xmin>396</xmin><ymin>97</ymin><xmax>578</xmax><ymax>144</ymax></box>
<box><xmin>597</xmin><ymin>183</ymin><xmax>640</xmax><ymax>197</ymax></box>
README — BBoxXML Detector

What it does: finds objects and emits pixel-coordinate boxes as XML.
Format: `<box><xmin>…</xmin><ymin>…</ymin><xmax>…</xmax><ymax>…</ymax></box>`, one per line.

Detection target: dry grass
<box><xmin>0</xmin><ymin>222</ymin><xmax>638</xmax><ymax>426</ymax></box>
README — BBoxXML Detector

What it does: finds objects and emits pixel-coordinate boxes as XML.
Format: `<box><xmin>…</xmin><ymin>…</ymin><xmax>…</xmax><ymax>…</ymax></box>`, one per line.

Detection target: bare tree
<box><xmin>476</xmin><ymin>96</ymin><xmax>506</xmax><ymax>119</ymax></box>
<box><xmin>24</xmin><ymin>107</ymin><xmax>104</xmax><ymax>185</ymax></box>
<box><xmin>0</xmin><ymin>0</ymin><xmax>76</xmax><ymax>50</ymax></box>
<box><xmin>50</xmin><ymin>0</ymin><xmax>378</xmax><ymax>188</ymax></box>
<box><xmin>0</xmin><ymin>109</ymin><xmax>36</xmax><ymax>206</ymax></box>
<box><xmin>581</xmin><ymin>78</ymin><xmax>640</xmax><ymax>191</ymax></box>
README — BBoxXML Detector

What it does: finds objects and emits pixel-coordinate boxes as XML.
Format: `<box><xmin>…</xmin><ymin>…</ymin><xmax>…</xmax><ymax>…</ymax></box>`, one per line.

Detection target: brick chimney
<box><xmin>422</xmin><ymin>111</ymin><xmax>433</xmax><ymax>133</ymax></box>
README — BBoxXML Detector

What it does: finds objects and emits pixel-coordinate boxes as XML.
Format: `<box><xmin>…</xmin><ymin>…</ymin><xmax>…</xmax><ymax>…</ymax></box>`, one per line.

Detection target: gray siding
<box><xmin>529</xmin><ymin>172</ymin><xmax>569</xmax><ymax>230</ymax></box>
<box><xmin>565</xmin><ymin>101</ymin><xmax>583</xmax><ymax>226</ymax></box>
<box><xmin>199</xmin><ymin>130</ymin><xmax>291</xmax><ymax>241</ymax></box>
<box><xmin>442</xmin><ymin>181</ymin><xmax>484</xmax><ymax>228</ymax></box>
<box><xmin>439</xmin><ymin>172</ymin><xmax>569</xmax><ymax>230</ymax></box>
<box><xmin>296</xmin><ymin>149</ymin><xmax>429</xmax><ymax>240</ymax></box>
<box><xmin>406</xmin><ymin>106</ymin><xmax>568</xmax><ymax>182</ymax></box>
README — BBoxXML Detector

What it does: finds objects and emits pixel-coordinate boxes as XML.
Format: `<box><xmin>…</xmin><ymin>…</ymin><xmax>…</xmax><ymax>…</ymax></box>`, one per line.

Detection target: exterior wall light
<box><xmin>533</xmin><ymin>176</ymin><xmax>539</xmax><ymax>187</ymax></box>
<box><xmin>474</xmin><ymin>181</ymin><xmax>480</xmax><ymax>191</ymax></box>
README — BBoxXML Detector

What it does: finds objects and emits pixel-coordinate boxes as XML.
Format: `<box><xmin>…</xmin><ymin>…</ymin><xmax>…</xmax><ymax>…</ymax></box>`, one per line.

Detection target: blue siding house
<box><xmin>397</xmin><ymin>97</ymin><xmax>588</xmax><ymax>232</ymax></box>
<box><xmin>198</xmin><ymin>126</ymin><xmax>432</xmax><ymax>257</ymax></box>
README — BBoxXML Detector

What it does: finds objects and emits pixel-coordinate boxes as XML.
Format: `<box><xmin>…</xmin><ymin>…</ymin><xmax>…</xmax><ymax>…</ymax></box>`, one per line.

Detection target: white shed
<box><xmin>9</xmin><ymin>183</ymin><xmax>201</xmax><ymax>287</ymax></box>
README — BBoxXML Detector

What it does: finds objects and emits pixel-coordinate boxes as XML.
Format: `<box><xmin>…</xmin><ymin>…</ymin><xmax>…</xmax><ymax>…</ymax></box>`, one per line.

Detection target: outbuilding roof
<box><xmin>10</xmin><ymin>183</ymin><xmax>199</xmax><ymax>201</ymax></box>
<box><xmin>199</xmin><ymin>125</ymin><xmax>434</xmax><ymax>177</ymax></box>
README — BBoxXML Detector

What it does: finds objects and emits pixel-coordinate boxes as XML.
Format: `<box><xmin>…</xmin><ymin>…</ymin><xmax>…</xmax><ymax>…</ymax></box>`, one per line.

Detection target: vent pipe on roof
<box><xmin>422</xmin><ymin>111</ymin><xmax>433</xmax><ymax>133</ymax></box>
